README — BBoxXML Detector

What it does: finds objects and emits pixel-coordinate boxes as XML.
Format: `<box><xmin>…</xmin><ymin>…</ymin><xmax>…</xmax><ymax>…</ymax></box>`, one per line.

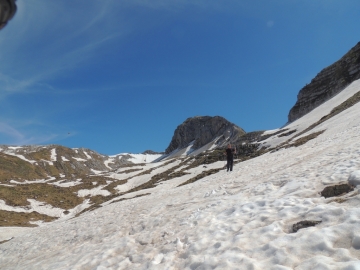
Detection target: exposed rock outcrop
<box><xmin>320</xmin><ymin>183</ymin><xmax>354</xmax><ymax>198</ymax></box>
<box><xmin>292</xmin><ymin>220</ymin><xmax>322</xmax><ymax>233</ymax></box>
<box><xmin>288</xmin><ymin>42</ymin><xmax>360</xmax><ymax>122</ymax></box>
<box><xmin>165</xmin><ymin>116</ymin><xmax>246</xmax><ymax>154</ymax></box>
<box><xmin>142</xmin><ymin>150</ymin><xmax>163</xmax><ymax>155</ymax></box>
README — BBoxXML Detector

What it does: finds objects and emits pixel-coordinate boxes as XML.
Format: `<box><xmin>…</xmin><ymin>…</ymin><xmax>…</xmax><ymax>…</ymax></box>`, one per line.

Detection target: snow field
<box><xmin>114</xmin><ymin>159</ymin><xmax>183</xmax><ymax>193</ymax></box>
<box><xmin>77</xmin><ymin>185</ymin><xmax>111</xmax><ymax>197</ymax></box>
<box><xmin>0</xmin><ymin>197</ymin><xmax>92</xmax><ymax>220</ymax></box>
<box><xmin>0</xmin><ymin>227</ymin><xmax>32</xmax><ymax>242</ymax></box>
<box><xmin>129</xmin><ymin>153</ymin><xmax>163</xmax><ymax>164</ymax></box>
<box><xmin>1</xmin><ymin>119</ymin><xmax>360</xmax><ymax>269</ymax></box>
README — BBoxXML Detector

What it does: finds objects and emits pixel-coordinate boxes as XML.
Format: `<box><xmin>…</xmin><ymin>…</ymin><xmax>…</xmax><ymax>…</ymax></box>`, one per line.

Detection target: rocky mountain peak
<box><xmin>142</xmin><ymin>150</ymin><xmax>163</xmax><ymax>155</ymax></box>
<box><xmin>165</xmin><ymin>116</ymin><xmax>246</xmax><ymax>154</ymax></box>
<box><xmin>288</xmin><ymin>41</ymin><xmax>360</xmax><ymax>122</ymax></box>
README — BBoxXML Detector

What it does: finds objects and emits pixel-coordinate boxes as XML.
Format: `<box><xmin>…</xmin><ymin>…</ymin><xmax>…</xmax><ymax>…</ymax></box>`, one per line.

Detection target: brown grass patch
<box><xmin>0</xmin><ymin>210</ymin><xmax>57</xmax><ymax>227</ymax></box>
<box><xmin>27</xmin><ymin>148</ymin><xmax>51</xmax><ymax>161</ymax></box>
<box><xmin>278</xmin><ymin>129</ymin><xmax>297</xmax><ymax>137</ymax></box>
<box><xmin>290</xmin><ymin>130</ymin><xmax>325</xmax><ymax>147</ymax></box>
<box><xmin>0</xmin><ymin>153</ymin><xmax>48</xmax><ymax>182</ymax></box>
<box><xmin>0</xmin><ymin>184</ymin><xmax>83</xmax><ymax>209</ymax></box>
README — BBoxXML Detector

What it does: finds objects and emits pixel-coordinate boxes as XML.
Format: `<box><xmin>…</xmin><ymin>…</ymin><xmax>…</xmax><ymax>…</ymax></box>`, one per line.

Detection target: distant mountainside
<box><xmin>165</xmin><ymin>116</ymin><xmax>246</xmax><ymax>156</ymax></box>
<box><xmin>0</xmin><ymin>145</ymin><xmax>161</xmax><ymax>182</ymax></box>
<box><xmin>288</xmin><ymin>41</ymin><xmax>360</xmax><ymax>122</ymax></box>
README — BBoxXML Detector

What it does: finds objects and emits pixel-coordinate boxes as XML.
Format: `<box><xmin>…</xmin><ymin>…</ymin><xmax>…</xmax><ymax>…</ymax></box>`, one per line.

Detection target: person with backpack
<box><xmin>225</xmin><ymin>144</ymin><xmax>236</xmax><ymax>172</ymax></box>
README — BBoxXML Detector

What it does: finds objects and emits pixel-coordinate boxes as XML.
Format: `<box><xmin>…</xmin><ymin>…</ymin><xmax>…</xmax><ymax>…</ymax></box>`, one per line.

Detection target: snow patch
<box><xmin>83</xmin><ymin>151</ymin><xmax>91</xmax><ymax>159</ymax></box>
<box><xmin>91</xmin><ymin>169</ymin><xmax>104</xmax><ymax>175</ymax></box>
<box><xmin>77</xmin><ymin>186</ymin><xmax>111</xmax><ymax>197</ymax></box>
<box><xmin>50</xmin><ymin>148</ymin><xmax>57</xmax><ymax>161</ymax></box>
<box><xmin>104</xmin><ymin>158</ymin><xmax>115</xmax><ymax>169</ymax></box>
<box><xmin>41</xmin><ymin>159</ymin><xmax>54</xmax><ymax>166</ymax></box>
<box><xmin>73</xmin><ymin>157</ymin><xmax>87</xmax><ymax>162</ymax></box>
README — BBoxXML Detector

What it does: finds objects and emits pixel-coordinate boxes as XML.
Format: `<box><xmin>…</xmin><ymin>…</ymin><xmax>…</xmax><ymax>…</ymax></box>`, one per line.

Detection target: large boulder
<box><xmin>320</xmin><ymin>183</ymin><xmax>354</xmax><ymax>198</ymax></box>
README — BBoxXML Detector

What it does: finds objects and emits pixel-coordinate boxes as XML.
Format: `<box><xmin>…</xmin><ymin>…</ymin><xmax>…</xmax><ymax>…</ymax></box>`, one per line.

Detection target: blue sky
<box><xmin>0</xmin><ymin>0</ymin><xmax>359</xmax><ymax>155</ymax></box>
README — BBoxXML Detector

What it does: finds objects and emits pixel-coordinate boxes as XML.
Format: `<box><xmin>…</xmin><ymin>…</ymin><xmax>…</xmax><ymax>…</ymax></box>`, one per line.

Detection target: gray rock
<box><xmin>352</xmin><ymin>235</ymin><xmax>360</xmax><ymax>249</ymax></box>
<box><xmin>142</xmin><ymin>150</ymin><xmax>163</xmax><ymax>155</ymax></box>
<box><xmin>288</xmin><ymin>42</ymin><xmax>360</xmax><ymax>122</ymax></box>
<box><xmin>320</xmin><ymin>183</ymin><xmax>354</xmax><ymax>198</ymax></box>
<box><xmin>165</xmin><ymin>116</ymin><xmax>245</xmax><ymax>154</ymax></box>
<box><xmin>293</xmin><ymin>220</ymin><xmax>321</xmax><ymax>233</ymax></box>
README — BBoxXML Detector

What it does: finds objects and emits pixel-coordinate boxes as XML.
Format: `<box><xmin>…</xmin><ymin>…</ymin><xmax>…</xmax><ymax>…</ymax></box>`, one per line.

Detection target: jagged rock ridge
<box><xmin>288</xmin><ymin>41</ymin><xmax>360</xmax><ymax>122</ymax></box>
<box><xmin>165</xmin><ymin>116</ymin><xmax>246</xmax><ymax>154</ymax></box>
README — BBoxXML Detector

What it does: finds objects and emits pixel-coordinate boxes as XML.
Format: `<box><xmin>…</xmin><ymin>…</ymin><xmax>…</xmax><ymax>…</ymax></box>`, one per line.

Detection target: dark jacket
<box><xmin>225</xmin><ymin>148</ymin><xmax>235</xmax><ymax>160</ymax></box>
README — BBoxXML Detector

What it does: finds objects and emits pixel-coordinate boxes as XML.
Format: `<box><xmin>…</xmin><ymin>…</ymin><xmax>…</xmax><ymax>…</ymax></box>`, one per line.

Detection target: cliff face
<box><xmin>165</xmin><ymin>116</ymin><xmax>246</xmax><ymax>154</ymax></box>
<box><xmin>288</xmin><ymin>42</ymin><xmax>360</xmax><ymax>122</ymax></box>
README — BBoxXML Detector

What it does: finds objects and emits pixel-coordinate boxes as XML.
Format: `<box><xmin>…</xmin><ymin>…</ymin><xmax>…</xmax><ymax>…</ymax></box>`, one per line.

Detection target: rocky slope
<box><xmin>0</xmin><ymin>145</ymin><xmax>160</xmax><ymax>182</ymax></box>
<box><xmin>288</xmin><ymin>41</ymin><xmax>360</xmax><ymax>122</ymax></box>
<box><xmin>165</xmin><ymin>116</ymin><xmax>246</xmax><ymax>155</ymax></box>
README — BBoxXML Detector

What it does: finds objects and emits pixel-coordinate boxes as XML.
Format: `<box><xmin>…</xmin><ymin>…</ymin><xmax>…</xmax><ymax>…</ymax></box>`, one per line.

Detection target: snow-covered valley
<box><xmin>1</xmin><ymin>80</ymin><xmax>360</xmax><ymax>269</ymax></box>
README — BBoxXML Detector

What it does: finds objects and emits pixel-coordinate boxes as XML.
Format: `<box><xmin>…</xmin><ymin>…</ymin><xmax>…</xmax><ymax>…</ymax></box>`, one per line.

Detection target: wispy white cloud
<box><xmin>0</xmin><ymin>119</ymin><xmax>68</xmax><ymax>146</ymax></box>
<box><xmin>0</xmin><ymin>122</ymin><xmax>24</xmax><ymax>142</ymax></box>
<box><xmin>0</xmin><ymin>0</ymin><xmax>247</xmax><ymax>97</ymax></box>
<box><xmin>0</xmin><ymin>0</ymin><xmax>128</xmax><ymax>95</ymax></box>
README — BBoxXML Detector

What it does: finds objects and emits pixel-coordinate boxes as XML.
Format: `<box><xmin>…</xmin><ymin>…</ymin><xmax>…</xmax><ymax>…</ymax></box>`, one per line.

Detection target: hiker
<box><xmin>225</xmin><ymin>144</ymin><xmax>236</xmax><ymax>172</ymax></box>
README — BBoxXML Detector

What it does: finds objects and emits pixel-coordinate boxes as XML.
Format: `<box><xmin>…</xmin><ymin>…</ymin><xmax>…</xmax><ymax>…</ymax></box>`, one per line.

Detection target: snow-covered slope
<box><xmin>1</xmin><ymin>80</ymin><xmax>360</xmax><ymax>269</ymax></box>
<box><xmin>262</xmin><ymin>79</ymin><xmax>360</xmax><ymax>149</ymax></box>
<box><xmin>110</xmin><ymin>153</ymin><xmax>162</xmax><ymax>164</ymax></box>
